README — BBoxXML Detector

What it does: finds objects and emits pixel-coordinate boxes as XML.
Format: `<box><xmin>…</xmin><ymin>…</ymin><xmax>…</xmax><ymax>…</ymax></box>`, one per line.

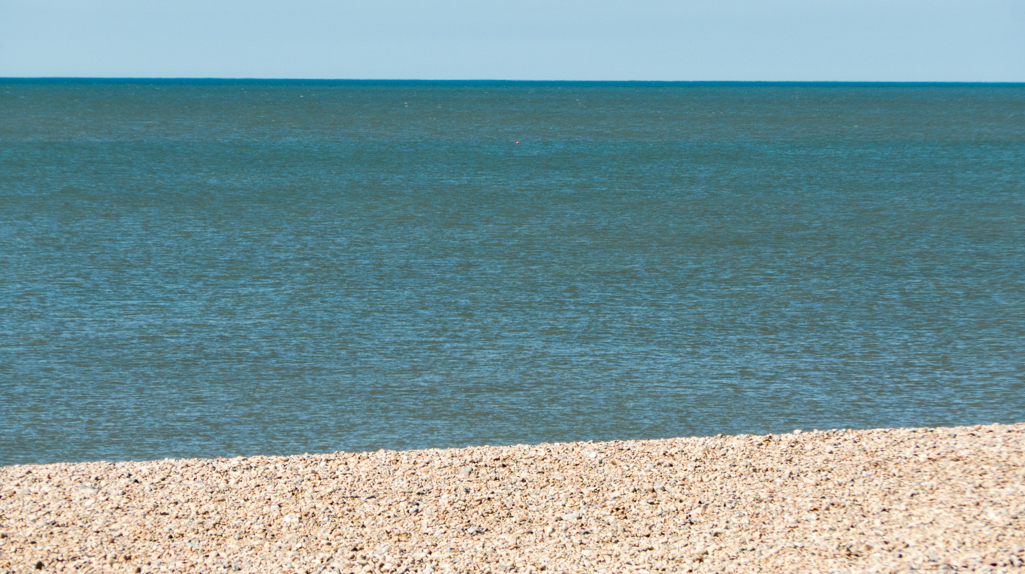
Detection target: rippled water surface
<box><xmin>2</xmin><ymin>80</ymin><xmax>1023</xmax><ymax>465</ymax></box>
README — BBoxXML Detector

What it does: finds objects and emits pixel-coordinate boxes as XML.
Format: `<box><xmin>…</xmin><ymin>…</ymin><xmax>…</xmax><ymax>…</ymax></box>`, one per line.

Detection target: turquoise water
<box><xmin>1</xmin><ymin>80</ymin><xmax>1023</xmax><ymax>466</ymax></box>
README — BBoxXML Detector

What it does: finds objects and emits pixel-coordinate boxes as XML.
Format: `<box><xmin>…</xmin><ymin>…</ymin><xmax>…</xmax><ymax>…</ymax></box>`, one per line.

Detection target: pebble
<box><xmin>1</xmin><ymin>422</ymin><xmax>1024</xmax><ymax>573</ymax></box>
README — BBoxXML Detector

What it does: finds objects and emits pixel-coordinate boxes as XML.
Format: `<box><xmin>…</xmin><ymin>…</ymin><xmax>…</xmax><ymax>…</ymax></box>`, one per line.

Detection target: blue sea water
<box><xmin>1</xmin><ymin>80</ymin><xmax>1023</xmax><ymax>466</ymax></box>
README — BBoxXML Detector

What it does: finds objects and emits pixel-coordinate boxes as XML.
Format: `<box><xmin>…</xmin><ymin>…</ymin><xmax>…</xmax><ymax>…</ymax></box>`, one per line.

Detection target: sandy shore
<box><xmin>2</xmin><ymin>423</ymin><xmax>1023</xmax><ymax>573</ymax></box>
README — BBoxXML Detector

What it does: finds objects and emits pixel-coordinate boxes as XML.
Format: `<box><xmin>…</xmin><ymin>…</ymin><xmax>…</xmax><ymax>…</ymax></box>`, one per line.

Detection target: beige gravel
<box><xmin>2</xmin><ymin>423</ymin><xmax>1024</xmax><ymax>573</ymax></box>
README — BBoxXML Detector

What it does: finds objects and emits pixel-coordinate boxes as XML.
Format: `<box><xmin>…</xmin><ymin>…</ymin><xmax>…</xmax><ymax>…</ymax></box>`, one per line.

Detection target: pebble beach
<box><xmin>2</xmin><ymin>423</ymin><xmax>1023</xmax><ymax>573</ymax></box>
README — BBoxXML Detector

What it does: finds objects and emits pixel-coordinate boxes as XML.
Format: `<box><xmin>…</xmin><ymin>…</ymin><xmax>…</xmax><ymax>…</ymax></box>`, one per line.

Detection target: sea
<box><xmin>1</xmin><ymin>80</ymin><xmax>1023</xmax><ymax>466</ymax></box>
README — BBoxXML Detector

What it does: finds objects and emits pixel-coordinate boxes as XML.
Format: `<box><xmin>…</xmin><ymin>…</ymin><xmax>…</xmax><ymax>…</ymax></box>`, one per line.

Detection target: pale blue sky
<box><xmin>1</xmin><ymin>0</ymin><xmax>1022</xmax><ymax>81</ymax></box>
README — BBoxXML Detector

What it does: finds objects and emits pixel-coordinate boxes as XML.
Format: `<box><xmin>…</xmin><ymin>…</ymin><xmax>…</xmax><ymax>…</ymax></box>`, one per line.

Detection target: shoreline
<box><xmin>2</xmin><ymin>423</ymin><xmax>1023</xmax><ymax>573</ymax></box>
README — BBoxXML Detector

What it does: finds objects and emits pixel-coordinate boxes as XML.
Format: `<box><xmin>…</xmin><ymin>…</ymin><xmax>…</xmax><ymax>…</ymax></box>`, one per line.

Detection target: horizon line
<box><xmin>2</xmin><ymin>77</ymin><xmax>1024</xmax><ymax>86</ymax></box>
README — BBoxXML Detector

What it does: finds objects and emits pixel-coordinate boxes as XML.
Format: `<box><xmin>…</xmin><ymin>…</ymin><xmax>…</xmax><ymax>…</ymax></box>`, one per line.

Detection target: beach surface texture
<box><xmin>2</xmin><ymin>423</ymin><xmax>1023</xmax><ymax>573</ymax></box>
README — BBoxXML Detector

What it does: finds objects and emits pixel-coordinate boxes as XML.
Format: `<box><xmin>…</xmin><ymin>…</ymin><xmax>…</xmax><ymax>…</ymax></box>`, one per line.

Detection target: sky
<box><xmin>1</xmin><ymin>0</ymin><xmax>1022</xmax><ymax>81</ymax></box>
